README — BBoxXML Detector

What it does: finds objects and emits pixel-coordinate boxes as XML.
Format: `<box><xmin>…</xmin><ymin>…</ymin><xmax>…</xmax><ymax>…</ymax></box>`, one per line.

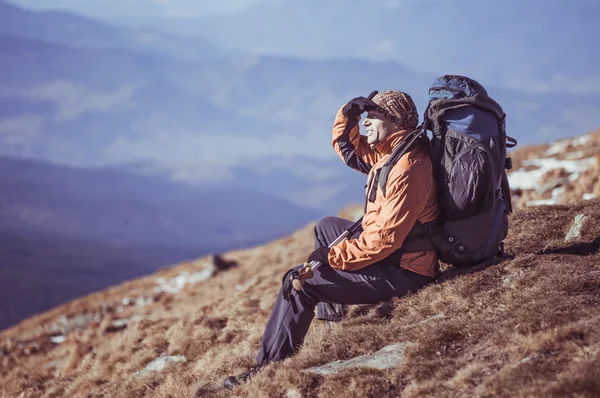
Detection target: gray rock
<box><xmin>50</xmin><ymin>313</ymin><xmax>101</xmax><ymax>334</ymax></box>
<box><xmin>502</xmin><ymin>275</ymin><xmax>515</xmax><ymax>288</ymax></box>
<box><xmin>565</xmin><ymin>214</ymin><xmax>590</xmax><ymax>242</ymax></box>
<box><xmin>50</xmin><ymin>335</ymin><xmax>66</xmax><ymax>344</ymax></box>
<box><xmin>286</xmin><ymin>389</ymin><xmax>302</xmax><ymax>398</ymax></box>
<box><xmin>305</xmin><ymin>343</ymin><xmax>412</xmax><ymax>375</ymax></box>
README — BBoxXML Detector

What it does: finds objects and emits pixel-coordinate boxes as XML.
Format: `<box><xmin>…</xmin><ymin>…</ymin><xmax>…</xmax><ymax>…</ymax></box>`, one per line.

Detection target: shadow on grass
<box><xmin>435</xmin><ymin>252</ymin><xmax>516</xmax><ymax>283</ymax></box>
<box><xmin>536</xmin><ymin>237</ymin><xmax>600</xmax><ymax>256</ymax></box>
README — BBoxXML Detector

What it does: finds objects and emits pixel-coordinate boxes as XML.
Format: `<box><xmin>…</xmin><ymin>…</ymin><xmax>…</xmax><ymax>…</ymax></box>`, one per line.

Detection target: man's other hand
<box><xmin>308</xmin><ymin>246</ymin><xmax>330</xmax><ymax>266</ymax></box>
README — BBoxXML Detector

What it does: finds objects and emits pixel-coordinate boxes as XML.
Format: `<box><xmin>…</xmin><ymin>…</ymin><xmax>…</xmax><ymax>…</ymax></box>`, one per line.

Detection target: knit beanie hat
<box><xmin>371</xmin><ymin>90</ymin><xmax>419</xmax><ymax>130</ymax></box>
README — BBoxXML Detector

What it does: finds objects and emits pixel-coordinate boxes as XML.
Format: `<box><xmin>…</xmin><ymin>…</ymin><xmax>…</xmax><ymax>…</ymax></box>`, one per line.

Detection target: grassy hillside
<box><xmin>0</xmin><ymin>198</ymin><xmax>599</xmax><ymax>397</ymax></box>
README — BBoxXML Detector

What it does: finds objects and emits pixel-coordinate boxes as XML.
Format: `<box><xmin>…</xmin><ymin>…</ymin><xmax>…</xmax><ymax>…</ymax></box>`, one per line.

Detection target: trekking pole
<box><xmin>290</xmin><ymin>217</ymin><xmax>364</xmax><ymax>291</ymax></box>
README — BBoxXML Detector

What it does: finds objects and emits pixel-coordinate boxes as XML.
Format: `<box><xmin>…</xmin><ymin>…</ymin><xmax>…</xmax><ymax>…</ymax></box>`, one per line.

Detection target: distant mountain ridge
<box><xmin>0</xmin><ymin>156</ymin><xmax>319</xmax><ymax>246</ymax></box>
<box><xmin>1</xmin><ymin>0</ymin><xmax>600</xmax><ymax>214</ymax></box>
<box><xmin>0</xmin><ymin>0</ymin><xmax>222</xmax><ymax>60</ymax></box>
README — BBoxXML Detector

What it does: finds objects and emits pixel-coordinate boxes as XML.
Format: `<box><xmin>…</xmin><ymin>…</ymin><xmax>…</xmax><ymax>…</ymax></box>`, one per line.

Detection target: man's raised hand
<box><xmin>342</xmin><ymin>90</ymin><xmax>379</xmax><ymax>118</ymax></box>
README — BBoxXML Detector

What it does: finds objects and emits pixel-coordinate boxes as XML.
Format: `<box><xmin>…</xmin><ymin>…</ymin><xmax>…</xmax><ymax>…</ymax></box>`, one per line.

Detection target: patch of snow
<box><xmin>526</xmin><ymin>183</ymin><xmax>565</xmax><ymax>205</ymax></box>
<box><xmin>154</xmin><ymin>268</ymin><xmax>215</xmax><ymax>294</ymax></box>
<box><xmin>566</xmin><ymin>151</ymin><xmax>584</xmax><ymax>160</ymax></box>
<box><xmin>136</xmin><ymin>295</ymin><xmax>154</xmax><ymax>307</ymax></box>
<box><xmin>50</xmin><ymin>335</ymin><xmax>66</xmax><ymax>344</ymax></box>
<box><xmin>508</xmin><ymin>158</ymin><xmax>596</xmax><ymax>190</ymax></box>
<box><xmin>134</xmin><ymin>354</ymin><xmax>187</xmax><ymax>377</ymax></box>
<box><xmin>571</xmin><ymin>134</ymin><xmax>592</xmax><ymax>146</ymax></box>
<box><xmin>583</xmin><ymin>193</ymin><xmax>596</xmax><ymax>200</ymax></box>
<box><xmin>526</xmin><ymin>199</ymin><xmax>557</xmax><ymax>206</ymax></box>
<box><xmin>544</xmin><ymin>139</ymin><xmax>570</xmax><ymax>156</ymax></box>
<box><xmin>121</xmin><ymin>297</ymin><xmax>132</xmax><ymax>306</ymax></box>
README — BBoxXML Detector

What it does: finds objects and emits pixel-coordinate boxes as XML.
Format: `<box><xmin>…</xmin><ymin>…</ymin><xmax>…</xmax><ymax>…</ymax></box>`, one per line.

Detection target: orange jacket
<box><xmin>328</xmin><ymin>107</ymin><xmax>440</xmax><ymax>277</ymax></box>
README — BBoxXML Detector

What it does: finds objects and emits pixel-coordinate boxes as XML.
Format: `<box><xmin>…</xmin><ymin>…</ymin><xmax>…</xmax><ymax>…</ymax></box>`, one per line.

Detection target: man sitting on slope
<box><xmin>224</xmin><ymin>90</ymin><xmax>440</xmax><ymax>389</ymax></box>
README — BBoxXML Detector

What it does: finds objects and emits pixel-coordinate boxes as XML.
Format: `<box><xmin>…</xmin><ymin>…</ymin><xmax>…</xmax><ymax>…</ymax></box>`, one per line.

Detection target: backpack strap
<box><xmin>375</xmin><ymin>127</ymin><xmax>438</xmax><ymax>253</ymax></box>
<box><xmin>378</xmin><ymin>128</ymin><xmax>427</xmax><ymax>197</ymax></box>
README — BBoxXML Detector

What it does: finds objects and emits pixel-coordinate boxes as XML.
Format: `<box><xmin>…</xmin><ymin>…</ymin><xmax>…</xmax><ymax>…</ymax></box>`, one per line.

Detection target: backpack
<box><xmin>378</xmin><ymin>75</ymin><xmax>517</xmax><ymax>268</ymax></box>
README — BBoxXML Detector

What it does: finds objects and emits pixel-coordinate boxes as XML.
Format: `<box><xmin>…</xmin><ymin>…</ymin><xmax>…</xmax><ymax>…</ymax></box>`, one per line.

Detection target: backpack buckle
<box><xmin>504</xmin><ymin>157</ymin><xmax>513</xmax><ymax>170</ymax></box>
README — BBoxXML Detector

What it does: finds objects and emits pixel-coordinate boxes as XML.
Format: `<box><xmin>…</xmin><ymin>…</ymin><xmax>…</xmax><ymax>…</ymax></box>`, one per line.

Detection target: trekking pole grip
<box><xmin>292</xmin><ymin>262</ymin><xmax>314</xmax><ymax>291</ymax></box>
<box><xmin>290</xmin><ymin>217</ymin><xmax>363</xmax><ymax>291</ymax></box>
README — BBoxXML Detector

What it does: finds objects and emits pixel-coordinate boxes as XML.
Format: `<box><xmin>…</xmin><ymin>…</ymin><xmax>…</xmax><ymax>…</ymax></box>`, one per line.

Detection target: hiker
<box><xmin>224</xmin><ymin>90</ymin><xmax>440</xmax><ymax>389</ymax></box>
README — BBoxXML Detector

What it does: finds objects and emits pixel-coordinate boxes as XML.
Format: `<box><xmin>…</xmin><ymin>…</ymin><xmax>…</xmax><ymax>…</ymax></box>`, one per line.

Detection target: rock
<box><xmin>305</xmin><ymin>343</ymin><xmax>413</xmax><ymax>376</ymax></box>
<box><xmin>50</xmin><ymin>335</ymin><xmax>66</xmax><ymax>344</ymax></box>
<box><xmin>105</xmin><ymin>315</ymin><xmax>144</xmax><ymax>333</ymax></box>
<box><xmin>209</xmin><ymin>253</ymin><xmax>238</xmax><ymax>272</ymax></box>
<box><xmin>565</xmin><ymin>214</ymin><xmax>590</xmax><ymax>242</ymax></box>
<box><xmin>286</xmin><ymin>389</ymin><xmax>302</xmax><ymax>398</ymax></box>
<box><xmin>134</xmin><ymin>354</ymin><xmax>187</xmax><ymax>377</ymax></box>
<box><xmin>502</xmin><ymin>275</ymin><xmax>515</xmax><ymax>288</ymax></box>
<box><xmin>50</xmin><ymin>313</ymin><xmax>101</xmax><ymax>335</ymax></box>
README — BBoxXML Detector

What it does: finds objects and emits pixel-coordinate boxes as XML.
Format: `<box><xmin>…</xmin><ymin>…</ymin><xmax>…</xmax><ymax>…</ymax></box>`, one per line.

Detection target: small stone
<box><xmin>209</xmin><ymin>253</ymin><xmax>238</xmax><ymax>271</ymax></box>
<box><xmin>502</xmin><ymin>275</ymin><xmax>515</xmax><ymax>288</ymax></box>
<box><xmin>286</xmin><ymin>389</ymin><xmax>302</xmax><ymax>398</ymax></box>
<box><xmin>50</xmin><ymin>335</ymin><xmax>66</xmax><ymax>344</ymax></box>
<box><xmin>565</xmin><ymin>214</ymin><xmax>590</xmax><ymax>242</ymax></box>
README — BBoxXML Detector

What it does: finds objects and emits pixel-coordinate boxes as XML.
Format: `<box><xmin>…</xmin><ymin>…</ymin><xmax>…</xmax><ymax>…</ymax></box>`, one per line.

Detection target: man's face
<box><xmin>363</xmin><ymin>109</ymin><xmax>396</xmax><ymax>146</ymax></box>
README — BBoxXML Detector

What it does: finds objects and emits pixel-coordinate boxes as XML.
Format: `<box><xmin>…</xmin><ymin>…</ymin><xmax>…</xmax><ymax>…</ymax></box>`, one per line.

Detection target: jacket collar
<box><xmin>372</xmin><ymin>128</ymin><xmax>414</xmax><ymax>155</ymax></box>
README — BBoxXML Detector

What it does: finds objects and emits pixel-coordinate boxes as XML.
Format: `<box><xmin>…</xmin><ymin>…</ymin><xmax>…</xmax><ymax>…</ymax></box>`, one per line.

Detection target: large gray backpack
<box><xmin>379</xmin><ymin>75</ymin><xmax>517</xmax><ymax>268</ymax></box>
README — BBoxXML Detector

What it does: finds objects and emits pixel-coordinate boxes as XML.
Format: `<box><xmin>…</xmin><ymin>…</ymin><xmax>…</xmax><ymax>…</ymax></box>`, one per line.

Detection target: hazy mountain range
<box><xmin>0</xmin><ymin>154</ymin><xmax>320</xmax><ymax>329</ymax></box>
<box><xmin>2</xmin><ymin>0</ymin><xmax>600</xmax><ymax>212</ymax></box>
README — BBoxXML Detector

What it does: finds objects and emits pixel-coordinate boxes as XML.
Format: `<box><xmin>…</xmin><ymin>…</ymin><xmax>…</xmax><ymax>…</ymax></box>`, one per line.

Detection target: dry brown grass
<box><xmin>1</xmin><ymin>198</ymin><xmax>599</xmax><ymax>398</ymax></box>
<box><xmin>1</xmin><ymin>136</ymin><xmax>600</xmax><ymax>397</ymax></box>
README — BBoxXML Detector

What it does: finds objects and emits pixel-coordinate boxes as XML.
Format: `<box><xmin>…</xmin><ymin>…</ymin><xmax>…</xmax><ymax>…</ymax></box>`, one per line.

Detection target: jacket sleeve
<box><xmin>328</xmin><ymin>161</ymin><xmax>431</xmax><ymax>271</ymax></box>
<box><xmin>331</xmin><ymin>107</ymin><xmax>378</xmax><ymax>174</ymax></box>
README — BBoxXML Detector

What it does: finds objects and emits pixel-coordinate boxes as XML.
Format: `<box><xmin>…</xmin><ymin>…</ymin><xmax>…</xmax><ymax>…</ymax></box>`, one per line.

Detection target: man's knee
<box><xmin>314</xmin><ymin>216</ymin><xmax>338</xmax><ymax>238</ymax></box>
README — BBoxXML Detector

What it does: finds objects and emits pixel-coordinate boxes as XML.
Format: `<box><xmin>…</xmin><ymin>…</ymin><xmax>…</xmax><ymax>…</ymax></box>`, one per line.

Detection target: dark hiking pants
<box><xmin>314</xmin><ymin>216</ymin><xmax>360</xmax><ymax>321</ymax></box>
<box><xmin>255</xmin><ymin>216</ymin><xmax>432</xmax><ymax>365</ymax></box>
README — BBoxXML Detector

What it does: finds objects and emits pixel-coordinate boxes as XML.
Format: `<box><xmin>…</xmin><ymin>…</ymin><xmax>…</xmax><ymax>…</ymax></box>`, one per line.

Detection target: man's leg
<box><xmin>313</xmin><ymin>216</ymin><xmax>360</xmax><ymax>322</ymax></box>
<box><xmin>256</xmin><ymin>261</ymin><xmax>431</xmax><ymax>364</ymax></box>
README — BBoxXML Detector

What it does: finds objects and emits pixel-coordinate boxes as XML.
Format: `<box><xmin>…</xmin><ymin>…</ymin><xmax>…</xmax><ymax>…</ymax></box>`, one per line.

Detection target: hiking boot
<box><xmin>223</xmin><ymin>364</ymin><xmax>264</xmax><ymax>390</ymax></box>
